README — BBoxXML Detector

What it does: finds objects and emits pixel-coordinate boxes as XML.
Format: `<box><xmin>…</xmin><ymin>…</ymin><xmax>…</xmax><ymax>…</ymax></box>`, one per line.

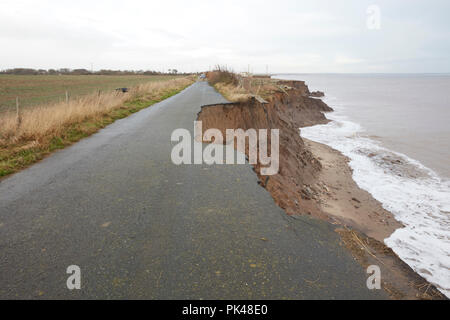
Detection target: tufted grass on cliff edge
<box><xmin>206</xmin><ymin>68</ymin><xmax>279</xmax><ymax>102</ymax></box>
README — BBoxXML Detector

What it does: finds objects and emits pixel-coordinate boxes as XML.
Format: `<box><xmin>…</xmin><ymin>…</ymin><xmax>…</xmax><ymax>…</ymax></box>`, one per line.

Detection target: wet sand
<box><xmin>304</xmin><ymin>139</ymin><xmax>402</xmax><ymax>242</ymax></box>
<box><xmin>303</xmin><ymin>139</ymin><xmax>445</xmax><ymax>299</ymax></box>
<box><xmin>199</xmin><ymin>78</ymin><xmax>447</xmax><ymax>299</ymax></box>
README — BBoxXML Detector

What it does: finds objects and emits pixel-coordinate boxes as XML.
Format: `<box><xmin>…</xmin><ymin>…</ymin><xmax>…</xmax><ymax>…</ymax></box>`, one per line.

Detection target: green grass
<box><xmin>0</xmin><ymin>74</ymin><xmax>179</xmax><ymax>113</ymax></box>
<box><xmin>0</xmin><ymin>84</ymin><xmax>192</xmax><ymax>178</ymax></box>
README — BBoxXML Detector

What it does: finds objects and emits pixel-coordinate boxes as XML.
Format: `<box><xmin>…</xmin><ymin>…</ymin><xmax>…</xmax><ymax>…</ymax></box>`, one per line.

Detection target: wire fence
<box><xmin>0</xmin><ymin>89</ymin><xmax>110</xmax><ymax>116</ymax></box>
<box><xmin>1</xmin><ymin>93</ymin><xmax>61</xmax><ymax>113</ymax></box>
<box><xmin>0</xmin><ymin>75</ymin><xmax>181</xmax><ymax>116</ymax></box>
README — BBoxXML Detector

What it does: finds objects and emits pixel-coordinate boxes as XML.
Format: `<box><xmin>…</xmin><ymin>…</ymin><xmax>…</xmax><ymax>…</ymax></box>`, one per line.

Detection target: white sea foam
<box><xmin>300</xmin><ymin>97</ymin><xmax>450</xmax><ymax>297</ymax></box>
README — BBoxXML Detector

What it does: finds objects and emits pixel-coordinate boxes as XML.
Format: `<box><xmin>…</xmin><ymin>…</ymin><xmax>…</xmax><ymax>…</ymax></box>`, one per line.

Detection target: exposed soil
<box><xmin>198</xmin><ymin>83</ymin><xmax>332</xmax><ymax>220</ymax></box>
<box><xmin>197</xmin><ymin>79</ymin><xmax>446</xmax><ymax>300</ymax></box>
<box><xmin>337</xmin><ymin>228</ymin><xmax>445</xmax><ymax>300</ymax></box>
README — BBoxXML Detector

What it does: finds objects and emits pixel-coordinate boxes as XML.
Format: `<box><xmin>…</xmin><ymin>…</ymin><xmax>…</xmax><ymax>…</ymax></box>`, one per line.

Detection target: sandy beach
<box><xmin>304</xmin><ymin>139</ymin><xmax>402</xmax><ymax>242</ymax></box>
<box><xmin>199</xmin><ymin>76</ymin><xmax>446</xmax><ymax>299</ymax></box>
<box><xmin>304</xmin><ymin>139</ymin><xmax>445</xmax><ymax>299</ymax></box>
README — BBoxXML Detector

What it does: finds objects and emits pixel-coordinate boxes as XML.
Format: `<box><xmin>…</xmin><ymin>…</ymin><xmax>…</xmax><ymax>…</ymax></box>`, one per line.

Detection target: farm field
<box><xmin>0</xmin><ymin>74</ymin><xmax>179</xmax><ymax>113</ymax></box>
<box><xmin>0</xmin><ymin>76</ymin><xmax>194</xmax><ymax>178</ymax></box>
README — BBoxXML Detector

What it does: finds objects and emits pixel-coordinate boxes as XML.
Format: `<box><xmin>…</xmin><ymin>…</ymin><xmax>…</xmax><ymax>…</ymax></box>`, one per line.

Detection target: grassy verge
<box><xmin>0</xmin><ymin>74</ymin><xmax>179</xmax><ymax>112</ymax></box>
<box><xmin>0</xmin><ymin>77</ymin><xmax>194</xmax><ymax>178</ymax></box>
<box><xmin>206</xmin><ymin>69</ymin><xmax>279</xmax><ymax>102</ymax></box>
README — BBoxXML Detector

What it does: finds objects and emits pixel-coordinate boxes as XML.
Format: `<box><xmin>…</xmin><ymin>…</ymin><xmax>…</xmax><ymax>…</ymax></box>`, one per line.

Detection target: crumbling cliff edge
<box><xmin>197</xmin><ymin>78</ymin><xmax>445</xmax><ymax>300</ymax></box>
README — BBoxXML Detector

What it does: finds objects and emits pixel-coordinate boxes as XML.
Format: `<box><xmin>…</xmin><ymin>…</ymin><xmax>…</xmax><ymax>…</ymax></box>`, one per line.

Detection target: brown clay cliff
<box><xmin>198</xmin><ymin>80</ymin><xmax>333</xmax><ymax>219</ymax></box>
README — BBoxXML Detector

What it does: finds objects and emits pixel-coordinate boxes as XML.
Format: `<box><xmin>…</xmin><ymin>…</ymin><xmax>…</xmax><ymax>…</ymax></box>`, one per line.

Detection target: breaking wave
<box><xmin>300</xmin><ymin>97</ymin><xmax>450</xmax><ymax>297</ymax></box>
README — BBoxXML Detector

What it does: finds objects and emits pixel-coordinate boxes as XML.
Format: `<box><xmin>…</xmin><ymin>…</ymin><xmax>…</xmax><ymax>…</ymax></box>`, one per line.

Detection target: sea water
<box><xmin>274</xmin><ymin>73</ymin><xmax>450</xmax><ymax>297</ymax></box>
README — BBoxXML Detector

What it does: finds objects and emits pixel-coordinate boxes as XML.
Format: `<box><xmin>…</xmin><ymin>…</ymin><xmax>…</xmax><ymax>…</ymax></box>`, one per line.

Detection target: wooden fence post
<box><xmin>66</xmin><ymin>91</ymin><xmax>69</xmax><ymax>103</ymax></box>
<box><xmin>16</xmin><ymin>97</ymin><xmax>21</xmax><ymax>128</ymax></box>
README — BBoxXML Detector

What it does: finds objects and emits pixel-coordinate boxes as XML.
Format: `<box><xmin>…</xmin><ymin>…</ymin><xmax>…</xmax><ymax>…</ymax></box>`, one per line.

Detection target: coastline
<box><xmin>305</xmin><ymin>138</ymin><xmax>443</xmax><ymax>299</ymax></box>
<box><xmin>200</xmin><ymin>76</ymin><xmax>446</xmax><ymax>299</ymax></box>
<box><xmin>304</xmin><ymin>139</ymin><xmax>402</xmax><ymax>242</ymax></box>
<box><xmin>296</xmin><ymin>77</ymin><xmax>450</xmax><ymax>298</ymax></box>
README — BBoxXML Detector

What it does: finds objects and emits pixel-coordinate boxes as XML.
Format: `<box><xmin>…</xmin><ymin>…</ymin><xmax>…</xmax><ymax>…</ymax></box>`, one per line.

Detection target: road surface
<box><xmin>0</xmin><ymin>82</ymin><xmax>386</xmax><ymax>299</ymax></box>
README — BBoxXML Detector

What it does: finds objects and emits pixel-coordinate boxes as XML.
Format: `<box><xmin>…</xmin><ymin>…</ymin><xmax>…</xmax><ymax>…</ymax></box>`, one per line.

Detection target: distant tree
<box><xmin>0</xmin><ymin>68</ymin><xmax>178</xmax><ymax>76</ymax></box>
<box><xmin>3</xmin><ymin>68</ymin><xmax>38</xmax><ymax>75</ymax></box>
<box><xmin>72</xmin><ymin>69</ymin><xmax>91</xmax><ymax>75</ymax></box>
<box><xmin>59</xmin><ymin>68</ymin><xmax>71</xmax><ymax>74</ymax></box>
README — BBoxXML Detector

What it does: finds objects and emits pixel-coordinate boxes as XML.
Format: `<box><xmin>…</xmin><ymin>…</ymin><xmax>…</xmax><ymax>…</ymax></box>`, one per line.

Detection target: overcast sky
<box><xmin>1</xmin><ymin>0</ymin><xmax>449</xmax><ymax>73</ymax></box>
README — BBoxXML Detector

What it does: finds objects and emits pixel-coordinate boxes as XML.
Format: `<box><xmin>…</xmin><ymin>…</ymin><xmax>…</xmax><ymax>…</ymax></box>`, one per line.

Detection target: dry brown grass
<box><xmin>0</xmin><ymin>78</ymin><xmax>191</xmax><ymax>144</ymax></box>
<box><xmin>337</xmin><ymin>227</ymin><xmax>446</xmax><ymax>300</ymax></box>
<box><xmin>0</xmin><ymin>77</ymin><xmax>194</xmax><ymax>177</ymax></box>
<box><xmin>0</xmin><ymin>74</ymin><xmax>178</xmax><ymax>112</ymax></box>
<box><xmin>206</xmin><ymin>70</ymin><xmax>280</xmax><ymax>102</ymax></box>
<box><xmin>214</xmin><ymin>82</ymin><xmax>251</xmax><ymax>102</ymax></box>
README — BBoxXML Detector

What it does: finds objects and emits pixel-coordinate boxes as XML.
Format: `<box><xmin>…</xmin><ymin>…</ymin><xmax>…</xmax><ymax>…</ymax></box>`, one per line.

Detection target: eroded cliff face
<box><xmin>197</xmin><ymin>81</ymin><xmax>333</xmax><ymax>218</ymax></box>
<box><xmin>198</xmin><ymin>79</ymin><xmax>446</xmax><ymax>300</ymax></box>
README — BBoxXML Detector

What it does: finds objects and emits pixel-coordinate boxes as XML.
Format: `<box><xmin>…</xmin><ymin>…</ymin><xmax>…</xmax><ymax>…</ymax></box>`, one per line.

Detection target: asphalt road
<box><xmin>0</xmin><ymin>82</ymin><xmax>386</xmax><ymax>299</ymax></box>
